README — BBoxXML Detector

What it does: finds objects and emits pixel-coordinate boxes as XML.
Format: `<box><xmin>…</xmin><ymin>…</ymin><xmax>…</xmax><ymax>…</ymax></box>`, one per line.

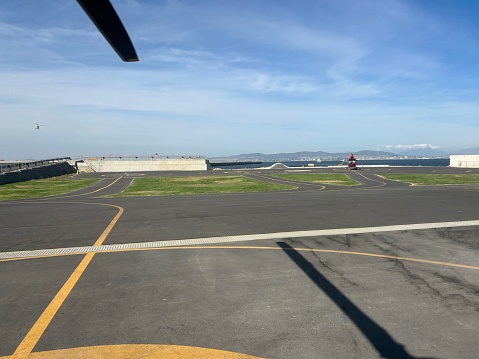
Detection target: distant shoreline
<box><xmin>211</xmin><ymin>158</ymin><xmax>450</xmax><ymax>170</ymax></box>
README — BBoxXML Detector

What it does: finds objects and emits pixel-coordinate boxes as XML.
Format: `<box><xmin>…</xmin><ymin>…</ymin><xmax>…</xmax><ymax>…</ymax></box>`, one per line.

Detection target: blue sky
<box><xmin>1</xmin><ymin>0</ymin><xmax>478</xmax><ymax>159</ymax></box>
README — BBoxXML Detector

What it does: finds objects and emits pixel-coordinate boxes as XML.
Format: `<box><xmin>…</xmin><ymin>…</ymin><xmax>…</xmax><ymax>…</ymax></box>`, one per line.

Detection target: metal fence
<box><xmin>0</xmin><ymin>157</ymin><xmax>72</xmax><ymax>174</ymax></box>
<box><xmin>72</xmin><ymin>155</ymin><xmax>206</xmax><ymax>161</ymax></box>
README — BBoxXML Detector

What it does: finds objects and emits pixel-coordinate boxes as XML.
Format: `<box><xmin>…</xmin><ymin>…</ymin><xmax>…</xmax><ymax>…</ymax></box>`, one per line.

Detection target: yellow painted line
<box><xmin>12</xmin><ymin>175</ymin><xmax>123</xmax><ymax>204</ymax></box>
<box><xmin>246</xmin><ymin>173</ymin><xmax>326</xmax><ymax>190</ymax></box>
<box><xmin>90</xmin><ymin>204</ymin><xmax>124</xmax><ymax>247</ymax></box>
<box><xmin>3</xmin><ymin>344</ymin><xmax>263</xmax><ymax>359</ymax></box>
<box><xmin>55</xmin><ymin>175</ymin><xmax>125</xmax><ymax>198</ymax></box>
<box><xmin>350</xmin><ymin>171</ymin><xmax>387</xmax><ymax>188</ymax></box>
<box><xmin>2</xmin><ymin>245</ymin><xmax>478</xmax><ymax>271</ymax></box>
<box><xmin>140</xmin><ymin>246</ymin><xmax>479</xmax><ymax>271</ymax></box>
<box><xmin>10</xmin><ymin>204</ymin><xmax>124</xmax><ymax>359</ymax></box>
<box><xmin>10</xmin><ymin>253</ymin><xmax>95</xmax><ymax>359</ymax></box>
<box><xmin>242</xmin><ymin>173</ymin><xmax>300</xmax><ymax>190</ymax></box>
<box><xmin>304</xmin><ymin>247</ymin><xmax>479</xmax><ymax>271</ymax></box>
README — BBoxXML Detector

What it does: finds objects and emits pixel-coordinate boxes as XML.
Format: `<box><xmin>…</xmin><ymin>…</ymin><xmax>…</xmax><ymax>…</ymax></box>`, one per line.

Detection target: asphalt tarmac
<box><xmin>1</xmin><ymin>166</ymin><xmax>479</xmax><ymax>359</ymax></box>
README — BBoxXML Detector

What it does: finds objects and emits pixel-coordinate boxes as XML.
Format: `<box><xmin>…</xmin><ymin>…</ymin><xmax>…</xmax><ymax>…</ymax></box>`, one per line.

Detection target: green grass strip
<box><xmin>113</xmin><ymin>175</ymin><xmax>295</xmax><ymax>197</ymax></box>
<box><xmin>272</xmin><ymin>173</ymin><xmax>360</xmax><ymax>186</ymax></box>
<box><xmin>0</xmin><ymin>177</ymin><xmax>100</xmax><ymax>200</ymax></box>
<box><xmin>380</xmin><ymin>174</ymin><xmax>479</xmax><ymax>185</ymax></box>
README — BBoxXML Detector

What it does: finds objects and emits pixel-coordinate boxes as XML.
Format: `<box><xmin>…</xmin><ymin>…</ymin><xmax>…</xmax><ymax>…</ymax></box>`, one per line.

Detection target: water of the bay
<box><xmin>211</xmin><ymin>158</ymin><xmax>450</xmax><ymax>170</ymax></box>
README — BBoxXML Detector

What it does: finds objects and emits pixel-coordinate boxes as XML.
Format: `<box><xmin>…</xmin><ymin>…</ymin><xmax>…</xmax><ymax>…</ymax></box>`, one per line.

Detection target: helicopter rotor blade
<box><xmin>77</xmin><ymin>0</ymin><xmax>139</xmax><ymax>62</ymax></box>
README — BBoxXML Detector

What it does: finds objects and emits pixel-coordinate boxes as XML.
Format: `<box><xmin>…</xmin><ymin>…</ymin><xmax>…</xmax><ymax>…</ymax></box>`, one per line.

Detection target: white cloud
<box><xmin>246</xmin><ymin>73</ymin><xmax>317</xmax><ymax>94</ymax></box>
<box><xmin>382</xmin><ymin>144</ymin><xmax>441</xmax><ymax>150</ymax></box>
<box><xmin>0</xmin><ymin>22</ymin><xmax>26</xmax><ymax>37</ymax></box>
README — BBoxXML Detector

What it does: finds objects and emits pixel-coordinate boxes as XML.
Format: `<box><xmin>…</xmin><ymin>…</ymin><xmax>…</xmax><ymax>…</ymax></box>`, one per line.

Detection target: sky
<box><xmin>1</xmin><ymin>0</ymin><xmax>479</xmax><ymax>160</ymax></box>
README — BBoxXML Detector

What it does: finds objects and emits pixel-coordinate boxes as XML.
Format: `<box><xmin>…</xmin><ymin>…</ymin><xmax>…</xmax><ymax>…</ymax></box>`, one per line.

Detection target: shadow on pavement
<box><xmin>277</xmin><ymin>242</ymin><xmax>437</xmax><ymax>359</ymax></box>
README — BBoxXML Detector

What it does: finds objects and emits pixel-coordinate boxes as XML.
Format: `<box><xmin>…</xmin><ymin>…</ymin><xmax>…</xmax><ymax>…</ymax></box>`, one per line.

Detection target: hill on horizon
<box><xmin>211</xmin><ymin>150</ymin><xmax>402</xmax><ymax>161</ymax></box>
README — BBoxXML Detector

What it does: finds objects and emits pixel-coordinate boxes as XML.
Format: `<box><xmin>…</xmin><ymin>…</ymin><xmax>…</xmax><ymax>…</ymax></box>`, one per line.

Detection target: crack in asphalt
<box><xmin>431</xmin><ymin>272</ymin><xmax>479</xmax><ymax>314</ymax></box>
<box><xmin>435</xmin><ymin>227</ymin><xmax>479</xmax><ymax>249</ymax></box>
<box><xmin>389</xmin><ymin>258</ymin><xmax>479</xmax><ymax>314</ymax></box>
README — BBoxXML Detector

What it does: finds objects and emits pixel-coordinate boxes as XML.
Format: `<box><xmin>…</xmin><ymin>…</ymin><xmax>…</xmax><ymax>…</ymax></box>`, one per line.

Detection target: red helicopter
<box><xmin>346</xmin><ymin>153</ymin><xmax>359</xmax><ymax>170</ymax></box>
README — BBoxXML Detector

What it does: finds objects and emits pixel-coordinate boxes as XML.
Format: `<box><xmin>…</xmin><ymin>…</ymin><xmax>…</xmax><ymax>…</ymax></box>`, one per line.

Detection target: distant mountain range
<box><xmin>212</xmin><ymin>150</ymin><xmax>402</xmax><ymax>162</ymax></box>
<box><xmin>211</xmin><ymin>148</ymin><xmax>479</xmax><ymax>162</ymax></box>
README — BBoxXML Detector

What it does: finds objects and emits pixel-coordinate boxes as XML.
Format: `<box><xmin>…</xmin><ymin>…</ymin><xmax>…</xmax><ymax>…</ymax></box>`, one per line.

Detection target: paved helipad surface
<box><xmin>1</xmin><ymin>166</ymin><xmax>479</xmax><ymax>359</ymax></box>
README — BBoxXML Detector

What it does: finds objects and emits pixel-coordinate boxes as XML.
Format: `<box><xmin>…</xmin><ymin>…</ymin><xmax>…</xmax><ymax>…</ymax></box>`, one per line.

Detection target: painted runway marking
<box><xmin>3</xmin><ymin>215</ymin><xmax>479</xmax><ymax>358</ymax></box>
<box><xmin>244</xmin><ymin>173</ymin><xmax>325</xmax><ymax>190</ymax></box>
<box><xmin>2</xmin><ymin>219</ymin><xmax>479</xmax><ymax>261</ymax></box>
<box><xmin>10</xmin><ymin>204</ymin><xmax>124</xmax><ymax>359</ymax></box>
<box><xmin>2</xmin><ymin>344</ymin><xmax>263</xmax><ymax>359</ymax></box>
<box><xmin>57</xmin><ymin>175</ymin><xmax>124</xmax><ymax>198</ymax></box>
<box><xmin>351</xmin><ymin>171</ymin><xmax>387</xmax><ymax>188</ymax></box>
<box><xmin>17</xmin><ymin>176</ymin><xmax>125</xmax><ymax>202</ymax></box>
<box><xmin>2</xmin><ymin>220</ymin><xmax>479</xmax><ymax>271</ymax></box>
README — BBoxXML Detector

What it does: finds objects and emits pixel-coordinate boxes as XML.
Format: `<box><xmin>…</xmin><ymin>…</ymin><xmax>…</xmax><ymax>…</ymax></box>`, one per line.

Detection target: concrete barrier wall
<box><xmin>75</xmin><ymin>161</ymin><xmax>95</xmax><ymax>173</ymax></box>
<box><xmin>450</xmin><ymin>155</ymin><xmax>479</xmax><ymax>168</ymax></box>
<box><xmin>0</xmin><ymin>162</ymin><xmax>75</xmax><ymax>185</ymax></box>
<box><xmin>83</xmin><ymin>159</ymin><xmax>211</xmax><ymax>172</ymax></box>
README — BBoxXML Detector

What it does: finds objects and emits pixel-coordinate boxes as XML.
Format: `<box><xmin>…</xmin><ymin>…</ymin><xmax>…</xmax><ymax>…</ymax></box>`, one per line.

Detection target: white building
<box><xmin>449</xmin><ymin>155</ymin><xmax>479</xmax><ymax>168</ymax></box>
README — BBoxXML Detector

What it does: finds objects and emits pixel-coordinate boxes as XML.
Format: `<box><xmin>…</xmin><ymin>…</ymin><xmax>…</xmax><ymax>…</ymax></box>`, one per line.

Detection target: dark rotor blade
<box><xmin>77</xmin><ymin>0</ymin><xmax>139</xmax><ymax>62</ymax></box>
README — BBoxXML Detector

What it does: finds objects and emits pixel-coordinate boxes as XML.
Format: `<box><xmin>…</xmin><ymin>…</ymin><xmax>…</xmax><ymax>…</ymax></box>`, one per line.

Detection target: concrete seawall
<box><xmin>450</xmin><ymin>155</ymin><xmax>479</xmax><ymax>168</ymax></box>
<box><xmin>0</xmin><ymin>162</ymin><xmax>75</xmax><ymax>185</ymax></box>
<box><xmin>80</xmin><ymin>158</ymin><xmax>211</xmax><ymax>172</ymax></box>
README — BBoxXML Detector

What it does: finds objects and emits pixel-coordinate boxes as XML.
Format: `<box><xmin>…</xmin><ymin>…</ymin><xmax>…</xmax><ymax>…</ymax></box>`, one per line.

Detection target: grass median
<box><xmin>0</xmin><ymin>177</ymin><xmax>100</xmax><ymax>200</ymax></box>
<box><xmin>380</xmin><ymin>174</ymin><xmax>479</xmax><ymax>185</ymax></box>
<box><xmin>271</xmin><ymin>173</ymin><xmax>360</xmax><ymax>186</ymax></box>
<box><xmin>112</xmin><ymin>175</ymin><xmax>295</xmax><ymax>197</ymax></box>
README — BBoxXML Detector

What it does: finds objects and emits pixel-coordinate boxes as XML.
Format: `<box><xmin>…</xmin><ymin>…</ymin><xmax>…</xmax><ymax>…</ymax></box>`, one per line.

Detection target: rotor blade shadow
<box><xmin>277</xmin><ymin>242</ymin><xmax>436</xmax><ymax>359</ymax></box>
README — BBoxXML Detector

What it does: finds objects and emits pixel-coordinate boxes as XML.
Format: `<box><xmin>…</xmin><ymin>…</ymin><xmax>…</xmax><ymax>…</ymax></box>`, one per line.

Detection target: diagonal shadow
<box><xmin>277</xmin><ymin>242</ymin><xmax>436</xmax><ymax>359</ymax></box>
